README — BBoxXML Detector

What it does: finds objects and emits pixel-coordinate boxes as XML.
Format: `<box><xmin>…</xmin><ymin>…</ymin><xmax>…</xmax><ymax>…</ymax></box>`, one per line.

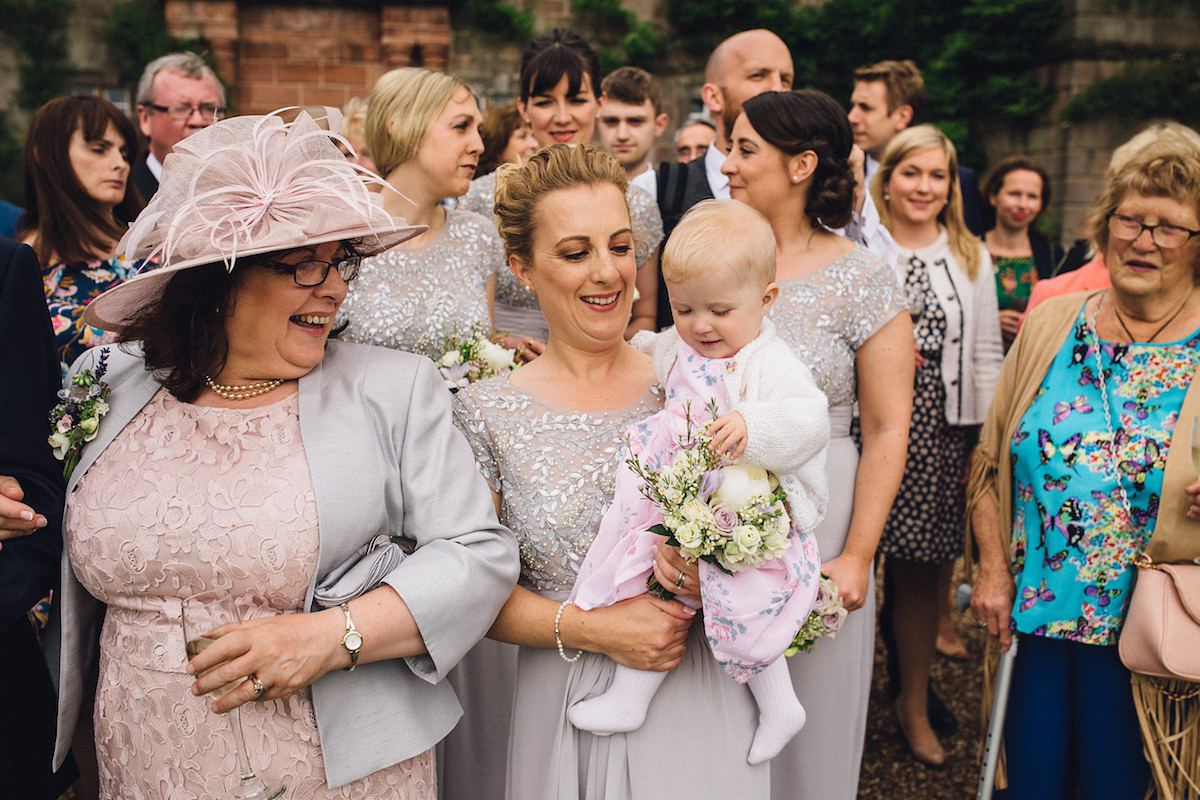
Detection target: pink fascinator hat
<box><xmin>84</xmin><ymin>108</ymin><xmax>424</xmax><ymax>331</ymax></box>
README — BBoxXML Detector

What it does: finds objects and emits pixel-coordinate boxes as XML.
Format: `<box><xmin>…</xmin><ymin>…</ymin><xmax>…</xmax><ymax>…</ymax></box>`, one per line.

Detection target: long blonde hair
<box><xmin>872</xmin><ymin>124</ymin><xmax>981</xmax><ymax>278</ymax></box>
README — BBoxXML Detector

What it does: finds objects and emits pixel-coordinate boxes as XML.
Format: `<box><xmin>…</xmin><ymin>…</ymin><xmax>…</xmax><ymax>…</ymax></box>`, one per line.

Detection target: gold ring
<box><xmin>251</xmin><ymin>675</ymin><xmax>267</xmax><ymax>698</ymax></box>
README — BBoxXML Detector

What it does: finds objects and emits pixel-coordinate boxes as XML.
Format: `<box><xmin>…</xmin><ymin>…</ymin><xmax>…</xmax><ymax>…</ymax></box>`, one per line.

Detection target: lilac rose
<box><xmin>699</xmin><ymin>469</ymin><xmax>724</xmax><ymax>501</ymax></box>
<box><xmin>711</xmin><ymin>503</ymin><xmax>738</xmax><ymax>532</ymax></box>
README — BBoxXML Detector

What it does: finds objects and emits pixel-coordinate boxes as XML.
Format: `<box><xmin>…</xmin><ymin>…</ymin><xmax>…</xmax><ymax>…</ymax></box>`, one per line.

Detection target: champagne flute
<box><xmin>181</xmin><ymin>591</ymin><xmax>285</xmax><ymax>800</ymax></box>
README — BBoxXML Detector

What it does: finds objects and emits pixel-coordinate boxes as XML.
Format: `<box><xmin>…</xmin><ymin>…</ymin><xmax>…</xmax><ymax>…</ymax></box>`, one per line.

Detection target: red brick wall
<box><xmin>164</xmin><ymin>2</ymin><xmax>452</xmax><ymax>115</ymax></box>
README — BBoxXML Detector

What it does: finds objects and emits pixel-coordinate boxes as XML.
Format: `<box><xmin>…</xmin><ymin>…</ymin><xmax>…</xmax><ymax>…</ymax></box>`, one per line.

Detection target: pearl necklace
<box><xmin>205</xmin><ymin>376</ymin><xmax>283</xmax><ymax>401</ymax></box>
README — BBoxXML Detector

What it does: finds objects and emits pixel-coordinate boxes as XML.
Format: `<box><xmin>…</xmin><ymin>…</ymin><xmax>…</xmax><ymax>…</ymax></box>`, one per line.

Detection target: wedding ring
<box><xmin>675</xmin><ymin>569</ymin><xmax>686</xmax><ymax>589</ymax></box>
<box><xmin>251</xmin><ymin>675</ymin><xmax>267</xmax><ymax>698</ymax></box>
<box><xmin>975</xmin><ymin>620</ymin><xmax>987</xmax><ymax>629</ymax></box>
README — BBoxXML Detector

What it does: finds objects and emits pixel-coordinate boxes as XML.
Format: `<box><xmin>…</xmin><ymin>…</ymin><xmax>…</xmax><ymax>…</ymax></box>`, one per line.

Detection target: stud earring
<box><xmin>883</xmin><ymin>191</ymin><xmax>890</xmax><ymax>202</ymax></box>
<box><xmin>791</xmin><ymin>176</ymin><xmax>799</xmax><ymax>183</ymax></box>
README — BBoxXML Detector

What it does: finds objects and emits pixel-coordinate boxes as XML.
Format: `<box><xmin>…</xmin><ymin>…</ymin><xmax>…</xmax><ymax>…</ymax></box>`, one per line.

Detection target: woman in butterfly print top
<box><xmin>967</xmin><ymin>140</ymin><xmax>1200</xmax><ymax>799</ymax></box>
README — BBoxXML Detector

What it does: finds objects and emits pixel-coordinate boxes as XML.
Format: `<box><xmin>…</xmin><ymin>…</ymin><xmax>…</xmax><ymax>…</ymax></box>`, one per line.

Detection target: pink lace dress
<box><xmin>66</xmin><ymin>389</ymin><xmax>435</xmax><ymax>799</ymax></box>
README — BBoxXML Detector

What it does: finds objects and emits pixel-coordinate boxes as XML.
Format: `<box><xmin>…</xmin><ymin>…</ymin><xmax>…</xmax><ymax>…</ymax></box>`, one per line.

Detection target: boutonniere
<box><xmin>48</xmin><ymin>347</ymin><xmax>112</xmax><ymax>479</ymax></box>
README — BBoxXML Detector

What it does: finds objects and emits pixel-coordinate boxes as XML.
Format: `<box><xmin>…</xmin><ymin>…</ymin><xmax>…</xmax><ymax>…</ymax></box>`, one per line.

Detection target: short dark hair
<box><xmin>600</xmin><ymin>66</ymin><xmax>662</xmax><ymax>114</ymax></box>
<box><xmin>120</xmin><ymin>245</ymin><xmax>365</xmax><ymax>401</ymax></box>
<box><xmin>853</xmin><ymin>59</ymin><xmax>925</xmax><ymax>118</ymax></box>
<box><xmin>18</xmin><ymin>94</ymin><xmax>143</xmax><ymax>267</ymax></box>
<box><xmin>520</xmin><ymin>28</ymin><xmax>601</xmax><ymax>103</ymax></box>
<box><xmin>742</xmin><ymin>90</ymin><xmax>856</xmax><ymax>230</ymax></box>
<box><xmin>981</xmin><ymin>155</ymin><xmax>1052</xmax><ymax>223</ymax></box>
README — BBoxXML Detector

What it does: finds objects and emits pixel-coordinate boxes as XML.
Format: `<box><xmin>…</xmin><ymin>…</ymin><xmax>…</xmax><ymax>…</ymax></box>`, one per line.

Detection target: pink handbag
<box><xmin>1118</xmin><ymin>553</ymin><xmax>1200</xmax><ymax>682</ymax></box>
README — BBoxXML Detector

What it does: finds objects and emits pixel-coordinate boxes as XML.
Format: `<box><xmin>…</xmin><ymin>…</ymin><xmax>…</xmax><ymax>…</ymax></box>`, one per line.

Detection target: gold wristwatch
<box><xmin>339</xmin><ymin>602</ymin><xmax>363</xmax><ymax>671</ymax></box>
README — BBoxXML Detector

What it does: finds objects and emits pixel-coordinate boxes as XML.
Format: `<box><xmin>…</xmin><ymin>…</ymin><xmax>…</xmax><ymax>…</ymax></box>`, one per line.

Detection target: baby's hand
<box><xmin>707</xmin><ymin>413</ymin><xmax>748</xmax><ymax>460</ymax></box>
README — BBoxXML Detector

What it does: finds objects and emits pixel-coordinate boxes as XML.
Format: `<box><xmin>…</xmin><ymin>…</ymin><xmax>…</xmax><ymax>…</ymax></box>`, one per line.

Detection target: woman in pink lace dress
<box><xmin>46</xmin><ymin>110</ymin><xmax>519</xmax><ymax>799</ymax></box>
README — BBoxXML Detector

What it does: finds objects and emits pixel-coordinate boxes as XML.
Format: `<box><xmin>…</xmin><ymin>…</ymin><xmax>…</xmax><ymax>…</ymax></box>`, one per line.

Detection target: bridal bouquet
<box><xmin>785</xmin><ymin>574</ymin><xmax>847</xmax><ymax>656</ymax></box>
<box><xmin>628</xmin><ymin>401</ymin><xmax>792</xmax><ymax>589</ymax></box>
<box><xmin>48</xmin><ymin>347</ymin><xmax>111</xmax><ymax>479</ymax></box>
<box><xmin>435</xmin><ymin>328</ymin><xmax>518</xmax><ymax>392</ymax></box>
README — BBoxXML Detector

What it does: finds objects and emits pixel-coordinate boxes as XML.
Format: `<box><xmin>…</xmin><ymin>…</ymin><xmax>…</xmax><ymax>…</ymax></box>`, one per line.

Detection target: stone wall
<box><xmin>978</xmin><ymin>0</ymin><xmax>1200</xmax><ymax>243</ymax></box>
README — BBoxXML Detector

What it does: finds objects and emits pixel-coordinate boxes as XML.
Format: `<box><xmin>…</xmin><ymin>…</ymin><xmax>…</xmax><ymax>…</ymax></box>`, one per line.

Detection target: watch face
<box><xmin>344</xmin><ymin>631</ymin><xmax>363</xmax><ymax>651</ymax></box>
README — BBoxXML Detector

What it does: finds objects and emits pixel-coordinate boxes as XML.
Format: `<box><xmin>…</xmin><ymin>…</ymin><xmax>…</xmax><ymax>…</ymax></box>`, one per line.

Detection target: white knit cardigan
<box><xmin>632</xmin><ymin>318</ymin><xmax>831</xmax><ymax>532</ymax></box>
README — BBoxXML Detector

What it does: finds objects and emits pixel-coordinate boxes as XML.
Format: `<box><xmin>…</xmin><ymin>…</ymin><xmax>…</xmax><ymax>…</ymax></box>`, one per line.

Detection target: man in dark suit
<box><xmin>132</xmin><ymin>52</ymin><xmax>225</xmax><ymax>201</ymax></box>
<box><xmin>0</xmin><ymin>237</ymin><xmax>78</xmax><ymax>797</ymax></box>
<box><xmin>848</xmin><ymin>59</ymin><xmax>987</xmax><ymax>235</ymax></box>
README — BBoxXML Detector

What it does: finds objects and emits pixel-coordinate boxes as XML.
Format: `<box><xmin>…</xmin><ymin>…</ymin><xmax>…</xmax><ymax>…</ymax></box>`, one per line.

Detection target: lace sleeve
<box><xmin>846</xmin><ymin>250</ymin><xmax>907</xmax><ymax>350</ymax></box>
<box><xmin>626</xmin><ymin>184</ymin><xmax>664</xmax><ymax>268</ymax></box>
<box><xmin>451</xmin><ymin>386</ymin><xmax>502</xmax><ymax>491</ymax></box>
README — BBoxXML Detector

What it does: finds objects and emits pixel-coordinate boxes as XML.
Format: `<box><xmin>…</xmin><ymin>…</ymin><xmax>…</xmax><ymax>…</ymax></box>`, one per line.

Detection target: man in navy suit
<box><xmin>0</xmin><ymin>236</ymin><xmax>78</xmax><ymax>796</ymax></box>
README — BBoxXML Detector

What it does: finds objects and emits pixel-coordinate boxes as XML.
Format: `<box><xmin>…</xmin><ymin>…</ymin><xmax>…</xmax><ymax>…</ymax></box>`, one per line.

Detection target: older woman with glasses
<box><xmin>968</xmin><ymin>138</ymin><xmax>1200</xmax><ymax>799</ymax></box>
<box><xmin>43</xmin><ymin>110</ymin><xmax>518</xmax><ymax>798</ymax></box>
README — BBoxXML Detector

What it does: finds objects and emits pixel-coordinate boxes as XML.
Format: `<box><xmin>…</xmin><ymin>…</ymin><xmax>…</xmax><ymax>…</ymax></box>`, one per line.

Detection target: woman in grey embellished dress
<box><xmin>460</xmin><ymin>29</ymin><xmax>662</xmax><ymax>351</ymax></box>
<box><xmin>724</xmin><ymin>91</ymin><xmax>914</xmax><ymax>798</ymax></box>
<box><xmin>340</xmin><ymin>67</ymin><xmax>502</xmax><ymax>359</ymax></box>
<box><xmin>454</xmin><ymin>144</ymin><xmax>769</xmax><ymax>800</ymax></box>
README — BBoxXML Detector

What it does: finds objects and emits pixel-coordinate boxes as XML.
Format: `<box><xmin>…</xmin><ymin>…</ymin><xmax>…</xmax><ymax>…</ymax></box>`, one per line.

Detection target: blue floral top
<box><xmin>1009</xmin><ymin>309</ymin><xmax>1200</xmax><ymax>645</ymax></box>
<box><xmin>43</xmin><ymin>258</ymin><xmax>135</xmax><ymax>375</ymax></box>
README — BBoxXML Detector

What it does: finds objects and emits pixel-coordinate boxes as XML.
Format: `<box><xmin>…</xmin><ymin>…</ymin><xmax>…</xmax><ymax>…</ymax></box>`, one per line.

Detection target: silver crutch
<box><xmin>976</xmin><ymin>633</ymin><xmax>1020</xmax><ymax>800</ymax></box>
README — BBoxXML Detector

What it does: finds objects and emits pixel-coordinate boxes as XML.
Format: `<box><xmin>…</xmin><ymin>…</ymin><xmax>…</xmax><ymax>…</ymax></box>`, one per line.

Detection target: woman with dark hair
<box><xmin>478</xmin><ymin>104</ymin><xmax>537</xmax><ymax>177</ymax></box>
<box><xmin>871</xmin><ymin>124</ymin><xmax>1003</xmax><ymax>768</ymax></box>
<box><xmin>981</xmin><ymin>155</ymin><xmax>1061</xmax><ymax>350</ymax></box>
<box><xmin>460</xmin><ymin>28</ymin><xmax>662</xmax><ymax>350</ymax></box>
<box><xmin>722</xmin><ymin>90</ymin><xmax>914</xmax><ymax>799</ymax></box>
<box><xmin>18</xmin><ymin>94</ymin><xmax>143</xmax><ymax>373</ymax></box>
<box><xmin>46</xmin><ymin>110</ymin><xmax>518</xmax><ymax>798</ymax></box>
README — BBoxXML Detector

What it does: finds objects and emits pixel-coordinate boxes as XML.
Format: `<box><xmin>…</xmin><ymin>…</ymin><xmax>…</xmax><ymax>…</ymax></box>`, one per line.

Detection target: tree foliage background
<box><xmin>667</xmin><ymin>0</ymin><xmax>1064</xmax><ymax>166</ymax></box>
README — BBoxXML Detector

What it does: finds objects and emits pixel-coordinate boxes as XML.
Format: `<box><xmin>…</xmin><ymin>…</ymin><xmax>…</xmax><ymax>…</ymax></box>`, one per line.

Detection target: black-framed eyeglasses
<box><xmin>143</xmin><ymin>102</ymin><xmax>226</xmax><ymax>122</ymax></box>
<box><xmin>262</xmin><ymin>256</ymin><xmax>362</xmax><ymax>287</ymax></box>
<box><xmin>1107</xmin><ymin>212</ymin><xmax>1200</xmax><ymax>249</ymax></box>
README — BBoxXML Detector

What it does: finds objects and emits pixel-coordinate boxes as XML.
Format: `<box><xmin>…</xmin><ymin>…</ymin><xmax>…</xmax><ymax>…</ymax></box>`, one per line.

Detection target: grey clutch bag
<box><xmin>312</xmin><ymin>533</ymin><xmax>415</xmax><ymax>608</ymax></box>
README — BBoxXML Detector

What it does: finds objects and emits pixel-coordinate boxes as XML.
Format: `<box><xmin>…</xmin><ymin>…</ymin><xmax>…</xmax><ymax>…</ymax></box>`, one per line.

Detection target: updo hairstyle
<box><xmin>493</xmin><ymin>143</ymin><xmax>628</xmax><ymax>267</ymax></box>
<box><xmin>741</xmin><ymin>90</ymin><xmax>855</xmax><ymax>230</ymax></box>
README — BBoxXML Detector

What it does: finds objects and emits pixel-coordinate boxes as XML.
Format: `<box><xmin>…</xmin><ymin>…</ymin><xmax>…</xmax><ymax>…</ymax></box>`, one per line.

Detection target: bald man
<box><xmin>682</xmin><ymin>29</ymin><xmax>793</xmax><ymax>206</ymax></box>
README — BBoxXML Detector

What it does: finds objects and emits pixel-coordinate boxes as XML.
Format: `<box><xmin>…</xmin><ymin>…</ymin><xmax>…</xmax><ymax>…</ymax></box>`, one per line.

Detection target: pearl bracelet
<box><xmin>554</xmin><ymin>600</ymin><xmax>583</xmax><ymax>663</ymax></box>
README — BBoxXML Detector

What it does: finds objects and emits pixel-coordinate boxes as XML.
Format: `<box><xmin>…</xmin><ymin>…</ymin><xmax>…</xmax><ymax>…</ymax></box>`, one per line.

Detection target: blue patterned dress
<box><xmin>1009</xmin><ymin>310</ymin><xmax>1200</xmax><ymax>644</ymax></box>
<box><xmin>43</xmin><ymin>258</ymin><xmax>136</xmax><ymax>375</ymax></box>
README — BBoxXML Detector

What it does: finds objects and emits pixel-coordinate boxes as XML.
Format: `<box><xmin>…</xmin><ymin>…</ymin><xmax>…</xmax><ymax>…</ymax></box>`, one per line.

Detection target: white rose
<box><xmin>723</xmin><ymin>539</ymin><xmax>747</xmax><ymax>566</ymax></box>
<box><xmin>732</xmin><ymin>524</ymin><xmax>762</xmax><ymax>555</ymax></box>
<box><xmin>662</xmin><ymin>487</ymin><xmax>684</xmax><ymax>508</ymax></box>
<box><xmin>478</xmin><ymin>340</ymin><xmax>516</xmax><ymax>373</ymax></box>
<box><xmin>48</xmin><ymin>431</ymin><xmax>71</xmax><ymax>460</ymax></box>
<box><xmin>675</xmin><ymin>521</ymin><xmax>703</xmax><ymax>549</ymax></box>
<box><xmin>440</xmin><ymin>349</ymin><xmax>463</xmax><ymax>367</ymax></box>
<box><xmin>763</xmin><ymin>530</ymin><xmax>790</xmax><ymax>555</ymax></box>
<box><xmin>713</xmin><ymin>464</ymin><xmax>772</xmax><ymax>511</ymax></box>
<box><xmin>681</xmin><ymin>497</ymin><xmax>711</xmax><ymax>524</ymax></box>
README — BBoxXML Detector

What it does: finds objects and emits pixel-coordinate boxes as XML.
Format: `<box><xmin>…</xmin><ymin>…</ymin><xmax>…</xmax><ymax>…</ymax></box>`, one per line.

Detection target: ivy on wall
<box><xmin>666</xmin><ymin>0</ymin><xmax>1063</xmax><ymax>167</ymax></box>
<box><xmin>572</xmin><ymin>0</ymin><xmax>665</xmax><ymax>74</ymax></box>
<box><xmin>0</xmin><ymin>0</ymin><xmax>72</xmax><ymax>110</ymax></box>
<box><xmin>448</xmin><ymin>0</ymin><xmax>534</xmax><ymax>42</ymax></box>
<box><xmin>1062</xmin><ymin>52</ymin><xmax>1200</xmax><ymax>127</ymax></box>
<box><xmin>106</xmin><ymin>0</ymin><xmax>206</xmax><ymax>92</ymax></box>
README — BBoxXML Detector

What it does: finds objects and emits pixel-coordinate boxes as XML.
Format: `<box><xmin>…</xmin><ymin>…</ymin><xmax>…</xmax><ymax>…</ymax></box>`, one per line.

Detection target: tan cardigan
<box><xmin>966</xmin><ymin>291</ymin><xmax>1200</xmax><ymax>571</ymax></box>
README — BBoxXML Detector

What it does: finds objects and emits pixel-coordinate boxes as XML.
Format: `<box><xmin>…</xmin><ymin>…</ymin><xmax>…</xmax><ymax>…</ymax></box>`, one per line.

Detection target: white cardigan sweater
<box><xmin>633</xmin><ymin>318</ymin><xmax>831</xmax><ymax>532</ymax></box>
<box><xmin>897</xmin><ymin>230</ymin><xmax>1003</xmax><ymax>426</ymax></box>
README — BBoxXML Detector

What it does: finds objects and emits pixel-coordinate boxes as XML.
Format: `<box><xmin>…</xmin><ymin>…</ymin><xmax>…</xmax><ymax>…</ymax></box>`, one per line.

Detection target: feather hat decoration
<box><xmin>84</xmin><ymin>109</ymin><xmax>423</xmax><ymax>331</ymax></box>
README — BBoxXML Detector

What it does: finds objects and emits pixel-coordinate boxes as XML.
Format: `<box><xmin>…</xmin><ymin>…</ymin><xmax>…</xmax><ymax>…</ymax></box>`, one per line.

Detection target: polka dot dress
<box><xmin>878</xmin><ymin>253</ymin><xmax>971</xmax><ymax>563</ymax></box>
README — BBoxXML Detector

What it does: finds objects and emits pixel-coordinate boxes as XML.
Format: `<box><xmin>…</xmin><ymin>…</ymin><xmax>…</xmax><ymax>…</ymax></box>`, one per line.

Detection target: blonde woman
<box><xmin>339</xmin><ymin>68</ymin><xmax>503</xmax><ymax>358</ymax></box>
<box><xmin>871</xmin><ymin>124</ymin><xmax>1003</xmax><ymax>766</ymax></box>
